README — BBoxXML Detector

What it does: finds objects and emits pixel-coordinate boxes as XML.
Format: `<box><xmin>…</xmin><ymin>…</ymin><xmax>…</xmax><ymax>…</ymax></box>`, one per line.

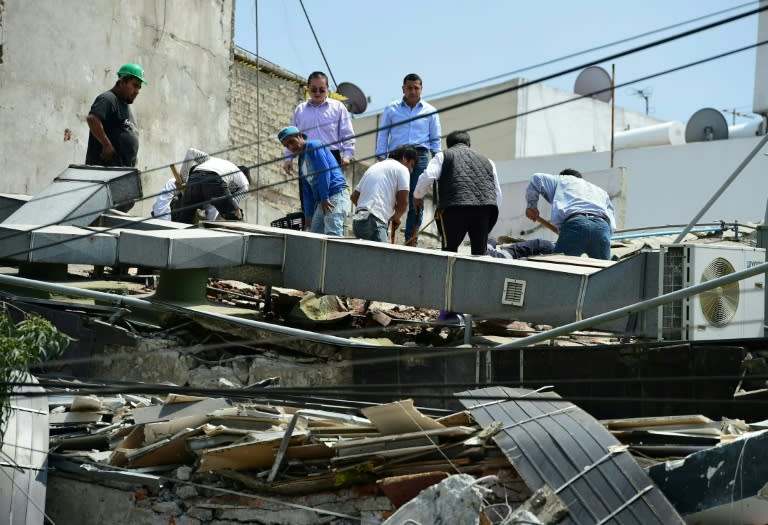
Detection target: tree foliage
<box><xmin>0</xmin><ymin>309</ymin><xmax>70</xmax><ymax>442</ymax></box>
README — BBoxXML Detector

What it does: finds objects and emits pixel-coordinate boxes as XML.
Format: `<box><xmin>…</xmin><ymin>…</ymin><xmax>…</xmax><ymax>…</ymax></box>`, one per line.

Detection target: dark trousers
<box><xmin>404</xmin><ymin>149</ymin><xmax>430</xmax><ymax>245</ymax></box>
<box><xmin>179</xmin><ymin>170</ymin><xmax>239</xmax><ymax>224</ymax></box>
<box><xmin>330</xmin><ymin>149</ymin><xmax>342</xmax><ymax>165</ymax></box>
<box><xmin>440</xmin><ymin>205</ymin><xmax>498</xmax><ymax>255</ymax></box>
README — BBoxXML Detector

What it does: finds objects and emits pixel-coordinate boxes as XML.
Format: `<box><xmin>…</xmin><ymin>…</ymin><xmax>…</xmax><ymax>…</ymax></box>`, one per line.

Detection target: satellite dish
<box><xmin>336</xmin><ymin>82</ymin><xmax>368</xmax><ymax>114</ymax></box>
<box><xmin>685</xmin><ymin>108</ymin><xmax>729</xmax><ymax>142</ymax></box>
<box><xmin>574</xmin><ymin>66</ymin><xmax>612</xmax><ymax>103</ymax></box>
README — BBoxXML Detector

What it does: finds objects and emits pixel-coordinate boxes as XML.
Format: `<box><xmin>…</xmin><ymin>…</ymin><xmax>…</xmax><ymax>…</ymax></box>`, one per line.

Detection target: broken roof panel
<box><xmin>0</xmin><ymin>379</ymin><xmax>49</xmax><ymax>525</ymax></box>
<box><xmin>457</xmin><ymin>386</ymin><xmax>684</xmax><ymax>525</ymax></box>
<box><xmin>647</xmin><ymin>429</ymin><xmax>768</xmax><ymax>523</ymax></box>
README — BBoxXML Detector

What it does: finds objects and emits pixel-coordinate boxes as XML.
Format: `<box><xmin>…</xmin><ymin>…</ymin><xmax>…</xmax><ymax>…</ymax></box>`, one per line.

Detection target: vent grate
<box><xmin>501</xmin><ymin>278</ymin><xmax>526</xmax><ymax>307</ymax></box>
<box><xmin>661</xmin><ymin>247</ymin><xmax>684</xmax><ymax>340</ymax></box>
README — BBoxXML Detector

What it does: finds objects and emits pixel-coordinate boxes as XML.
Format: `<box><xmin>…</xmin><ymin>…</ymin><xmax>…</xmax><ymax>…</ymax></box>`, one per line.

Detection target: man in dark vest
<box><xmin>413</xmin><ymin>130</ymin><xmax>501</xmax><ymax>255</ymax></box>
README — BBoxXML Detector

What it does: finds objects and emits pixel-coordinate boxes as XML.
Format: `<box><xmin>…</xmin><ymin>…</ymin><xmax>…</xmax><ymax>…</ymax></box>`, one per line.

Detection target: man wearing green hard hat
<box><xmin>86</xmin><ymin>63</ymin><xmax>147</xmax><ymax>168</ymax></box>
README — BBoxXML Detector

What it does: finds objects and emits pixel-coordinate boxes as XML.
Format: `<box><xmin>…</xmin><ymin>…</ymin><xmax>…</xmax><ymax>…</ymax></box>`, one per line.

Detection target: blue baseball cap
<box><xmin>277</xmin><ymin>126</ymin><xmax>302</xmax><ymax>144</ymax></box>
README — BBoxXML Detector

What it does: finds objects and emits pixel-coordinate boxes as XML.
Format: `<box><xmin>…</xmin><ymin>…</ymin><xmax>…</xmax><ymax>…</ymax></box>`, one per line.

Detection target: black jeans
<box><xmin>440</xmin><ymin>205</ymin><xmax>499</xmax><ymax>255</ymax></box>
<box><xmin>179</xmin><ymin>170</ymin><xmax>239</xmax><ymax>224</ymax></box>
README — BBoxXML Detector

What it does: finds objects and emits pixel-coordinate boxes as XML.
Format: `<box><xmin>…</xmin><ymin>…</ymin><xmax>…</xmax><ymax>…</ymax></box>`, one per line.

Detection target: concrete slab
<box><xmin>0</xmin><ymin>193</ymin><xmax>32</xmax><ymax>222</ymax></box>
<box><xmin>4</xmin><ymin>165</ymin><xmax>141</xmax><ymax>227</ymax></box>
<box><xmin>117</xmin><ymin>229</ymin><xmax>246</xmax><ymax>269</ymax></box>
<box><xmin>96</xmin><ymin>214</ymin><xmax>193</xmax><ymax>231</ymax></box>
<box><xmin>243</xmin><ymin>233</ymin><xmax>284</xmax><ymax>267</ymax></box>
<box><xmin>323</xmin><ymin>238</ymin><xmax>449</xmax><ymax>309</ymax></box>
<box><xmin>0</xmin><ymin>224</ymin><xmax>117</xmax><ymax>265</ymax></box>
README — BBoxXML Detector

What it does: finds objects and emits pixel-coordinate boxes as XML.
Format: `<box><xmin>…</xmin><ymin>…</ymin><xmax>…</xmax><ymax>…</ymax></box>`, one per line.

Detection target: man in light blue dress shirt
<box><xmin>376</xmin><ymin>73</ymin><xmax>442</xmax><ymax>246</ymax></box>
<box><xmin>525</xmin><ymin>169</ymin><xmax>616</xmax><ymax>260</ymax></box>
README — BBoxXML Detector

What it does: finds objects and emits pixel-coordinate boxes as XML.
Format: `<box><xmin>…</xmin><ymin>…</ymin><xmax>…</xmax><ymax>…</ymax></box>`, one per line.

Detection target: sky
<box><xmin>233</xmin><ymin>0</ymin><xmax>762</xmax><ymax>127</ymax></box>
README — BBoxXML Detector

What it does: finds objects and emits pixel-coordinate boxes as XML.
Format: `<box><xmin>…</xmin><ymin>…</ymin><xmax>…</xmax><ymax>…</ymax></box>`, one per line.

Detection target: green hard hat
<box><xmin>117</xmin><ymin>63</ymin><xmax>147</xmax><ymax>84</ymax></box>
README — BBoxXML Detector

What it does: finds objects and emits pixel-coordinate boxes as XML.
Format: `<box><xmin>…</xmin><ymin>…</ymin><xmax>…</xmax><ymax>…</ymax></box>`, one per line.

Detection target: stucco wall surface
<box><xmin>0</xmin><ymin>0</ymin><xmax>234</xmax><ymax>218</ymax></box>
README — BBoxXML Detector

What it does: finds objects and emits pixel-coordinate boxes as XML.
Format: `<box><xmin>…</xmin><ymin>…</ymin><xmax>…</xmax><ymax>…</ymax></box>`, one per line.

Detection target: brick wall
<box><xmin>228</xmin><ymin>51</ymin><xmax>307</xmax><ymax>225</ymax></box>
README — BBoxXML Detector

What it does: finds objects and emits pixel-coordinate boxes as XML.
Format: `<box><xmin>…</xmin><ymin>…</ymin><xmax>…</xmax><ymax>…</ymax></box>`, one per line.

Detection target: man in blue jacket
<box><xmin>278</xmin><ymin>126</ymin><xmax>350</xmax><ymax>236</ymax></box>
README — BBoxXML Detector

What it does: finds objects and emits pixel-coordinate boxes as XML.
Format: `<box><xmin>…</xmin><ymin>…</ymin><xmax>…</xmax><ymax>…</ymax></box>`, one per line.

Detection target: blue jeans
<box><xmin>554</xmin><ymin>215</ymin><xmax>612</xmax><ymax>260</ymax></box>
<box><xmin>309</xmin><ymin>189</ymin><xmax>350</xmax><ymax>236</ymax></box>
<box><xmin>404</xmin><ymin>149</ymin><xmax>430</xmax><ymax>245</ymax></box>
<box><xmin>353</xmin><ymin>212</ymin><xmax>388</xmax><ymax>242</ymax></box>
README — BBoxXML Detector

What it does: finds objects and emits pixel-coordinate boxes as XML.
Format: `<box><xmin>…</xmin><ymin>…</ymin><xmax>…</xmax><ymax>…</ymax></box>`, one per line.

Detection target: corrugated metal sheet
<box><xmin>457</xmin><ymin>386</ymin><xmax>684</xmax><ymax>525</ymax></box>
<box><xmin>0</xmin><ymin>377</ymin><xmax>49</xmax><ymax>524</ymax></box>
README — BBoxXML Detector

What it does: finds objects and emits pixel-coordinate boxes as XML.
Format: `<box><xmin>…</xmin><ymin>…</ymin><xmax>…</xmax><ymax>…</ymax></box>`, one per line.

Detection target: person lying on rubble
<box><xmin>525</xmin><ymin>168</ymin><xmax>616</xmax><ymax>260</ymax></box>
<box><xmin>485</xmin><ymin>238</ymin><xmax>554</xmax><ymax>259</ymax></box>
<box><xmin>177</xmin><ymin>156</ymin><xmax>248</xmax><ymax>224</ymax></box>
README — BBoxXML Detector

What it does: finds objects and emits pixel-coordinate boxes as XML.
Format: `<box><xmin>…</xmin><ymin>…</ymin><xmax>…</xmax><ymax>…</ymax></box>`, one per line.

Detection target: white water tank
<box><xmin>728</xmin><ymin>118</ymin><xmax>766</xmax><ymax>138</ymax></box>
<box><xmin>614</xmin><ymin>121</ymin><xmax>685</xmax><ymax>150</ymax></box>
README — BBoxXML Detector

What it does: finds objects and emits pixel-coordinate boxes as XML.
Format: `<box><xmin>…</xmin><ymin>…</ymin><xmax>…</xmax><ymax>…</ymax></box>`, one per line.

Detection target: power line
<box><xmin>1</xmin><ymin>38</ymin><xmax>764</xmax><ymax>262</ymax></box>
<box><xmin>0</xmin><ymin>7</ymin><xmax>765</xmax><ymax>266</ymax></box>
<box><xmin>297</xmin><ymin>0</ymin><xmax>338</xmax><ymax>89</ymax></box>
<box><xmin>7</xmin><ymin>377</ymin><xmax>768</xmax><ymax>408</ymax></box>
<box><xmin>362</xmin><ymin>0</ymin><xmax>758</xmax><ymax>114</ymax></box>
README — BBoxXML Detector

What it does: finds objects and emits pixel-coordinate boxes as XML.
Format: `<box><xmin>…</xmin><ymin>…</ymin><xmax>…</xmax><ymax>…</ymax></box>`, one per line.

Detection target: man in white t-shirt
<box><xmin>351</xmin><ymin>145</ymin><xmax>417</xmax><ymax>242</ymax></box>
<box><xmin>152</xmin><ymin>148</ymin><xmax>218</xmax><ymax>221</ymax></box>
<box><xmin>178</xmin><ymin>157</ymin><xmax>249</xmax><ymax>224</ymax></box>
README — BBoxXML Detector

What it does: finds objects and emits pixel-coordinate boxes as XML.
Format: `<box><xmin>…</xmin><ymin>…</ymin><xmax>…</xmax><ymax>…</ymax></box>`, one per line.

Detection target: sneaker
<box><xmin>437</xmin><ymin>310</ymin><xmax>464</xmax><ymax>325</ymax></box>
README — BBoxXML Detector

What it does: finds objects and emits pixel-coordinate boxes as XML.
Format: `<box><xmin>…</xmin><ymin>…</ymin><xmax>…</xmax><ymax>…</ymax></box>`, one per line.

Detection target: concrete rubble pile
<box><xmin>46</xmin><ymin>392</ymin><xmax>528</xmax><ymax>524</ymax></box>
<box><xmin>38</xmin><ymin>383</ymin><xmax>768</xmax><ymax>524</ymax></box>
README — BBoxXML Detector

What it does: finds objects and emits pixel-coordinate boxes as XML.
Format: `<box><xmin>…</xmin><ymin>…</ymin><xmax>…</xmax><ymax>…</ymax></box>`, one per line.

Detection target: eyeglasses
<box><xmin>310</xmin><ymin>87</ymin><xmax>327</xmax><ymax>93</ymax></box>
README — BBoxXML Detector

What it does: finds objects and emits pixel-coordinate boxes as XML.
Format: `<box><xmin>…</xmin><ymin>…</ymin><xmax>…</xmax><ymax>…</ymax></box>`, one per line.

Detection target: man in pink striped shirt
<box><xmin>283</xmin><ymin>71</ymin><xmax>356</xmax><ymax>174</ymax></box>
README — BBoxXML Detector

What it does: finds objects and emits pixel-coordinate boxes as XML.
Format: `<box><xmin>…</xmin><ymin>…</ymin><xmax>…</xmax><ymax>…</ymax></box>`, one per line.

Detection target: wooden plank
<box><xmin>600</xmin><ymin>414</ymin><xmax>714</xmax><ymax>430</ymax></box>
<box><xmin>362</xmin><ymin>399</ymin><xmax>444</xmax><ymax>434</ymax></box>
<box><xmin>132</xmin><ymin>398</ymin><xmax>230</xmax><ymax>424</ymax></box>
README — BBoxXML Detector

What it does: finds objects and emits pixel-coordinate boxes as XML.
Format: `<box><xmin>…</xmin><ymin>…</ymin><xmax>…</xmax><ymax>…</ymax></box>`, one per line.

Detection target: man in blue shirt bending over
<box><xmin>278</xmin><ymin>126</ymin><xmax>350</xmax><ymax>236</ymax></box>
<box><xmin>376</xmin><ymin>73</ymin><xmax>442</xmax><ymax>246</ymax></box>
<box><xmin>525</xmin><ymin>168</ymin><xmax>616</xmax><ymax>260</ymax></box>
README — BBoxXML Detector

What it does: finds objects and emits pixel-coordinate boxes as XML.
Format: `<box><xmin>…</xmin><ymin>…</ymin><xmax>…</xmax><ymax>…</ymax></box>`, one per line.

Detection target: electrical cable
<box><xmin>0</xmin><ymin>11</ymin><xmax>766</xmax><ymax>396</ymax></box>
<box><xmin>2</xmin><ymin>36</ymin><xmax>764</xmax><ymax>262</ymax></box>
<box><xmin>7</xmin><ymin>377</ymin><xmax>768</xmax><ymax>408</ymax></box>
<box><xmin>364</xmin><ymin>0</ymin><xmax>758</xmax><ymax>113</ymax></box>
<box><xmin>2</xmin><ymin>5</ymin><xmax>764</xmax><ymax>257</ymax></box>
<box><xmin>298</xmin><ymin>0</ymin><xmax>338</xmax><ymax>89</ymax></box>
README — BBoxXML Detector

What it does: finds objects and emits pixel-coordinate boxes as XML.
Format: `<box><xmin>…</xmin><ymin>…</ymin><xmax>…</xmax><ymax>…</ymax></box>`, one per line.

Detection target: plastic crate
<box><xmin>270</xmin><ymin>211</ymin><xmax>305</xmax><ymax>230</ymax></box>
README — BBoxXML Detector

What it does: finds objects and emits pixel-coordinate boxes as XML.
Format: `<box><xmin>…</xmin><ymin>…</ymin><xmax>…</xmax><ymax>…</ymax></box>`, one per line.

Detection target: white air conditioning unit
<box><xmin>658</xmin><ymin>243</ymin><xmax>765</xmax><ymax>341</ymax></box>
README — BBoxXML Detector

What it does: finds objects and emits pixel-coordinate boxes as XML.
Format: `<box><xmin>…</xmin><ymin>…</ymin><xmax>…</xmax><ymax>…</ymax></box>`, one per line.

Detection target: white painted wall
<box><xmin>0</xmin><ymin>0</ymin><xmax>234</xmax><ymax>216</ymax></box>
<box><xmin>495</xmin><ymin>136</ymin><xmax>768</xmax><ymax>233</ymax></box>
<box><xmin>753</xmin><ymin>0</ymin><xmax>768</xmax><ymax>115</ymax></box>
<box><xmin>513</xmin><ymin>82</ymin><xmax>664</xmax><ymax>158</ymax></box>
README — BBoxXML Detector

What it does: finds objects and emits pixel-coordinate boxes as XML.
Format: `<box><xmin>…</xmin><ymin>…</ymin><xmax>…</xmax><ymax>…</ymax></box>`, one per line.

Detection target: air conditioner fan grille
<box><xmin>699</xmin><ymin>257</ymin><xmax>739</xmax><ymax>327</ymax></box>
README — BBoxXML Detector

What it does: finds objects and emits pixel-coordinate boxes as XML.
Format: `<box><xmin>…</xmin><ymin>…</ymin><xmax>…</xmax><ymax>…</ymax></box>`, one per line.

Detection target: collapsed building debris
<box><xmin>29</xmin><ymin>381</ymin><xmax>764</xmax><ymax>525</ymax></box>
<box><xmin>43</xmin><ymin>389</ymin><xmax>527</xmax><ymax>524</ymax></box>
<box><xmin>0</xmin><ymin>163</ymin><xmax>764</xmax><ymax>522</ymax></box>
